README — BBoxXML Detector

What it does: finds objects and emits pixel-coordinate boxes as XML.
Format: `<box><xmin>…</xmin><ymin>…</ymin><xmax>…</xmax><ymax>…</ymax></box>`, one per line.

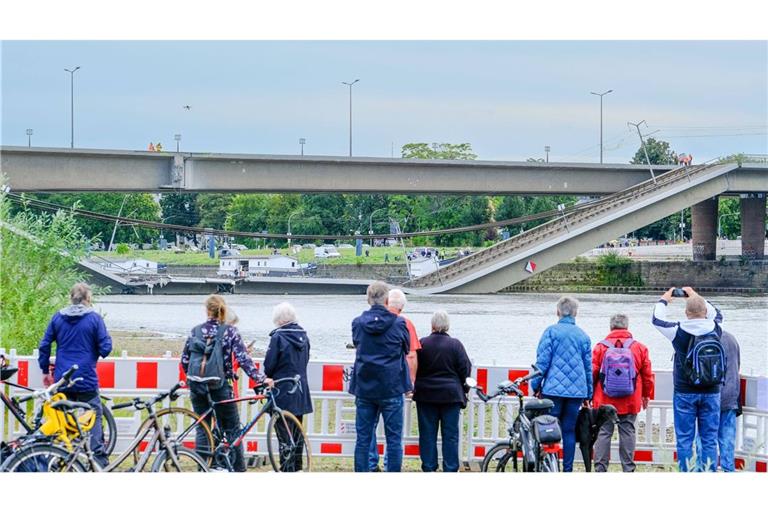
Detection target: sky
<box><xmin>1</xmin><ymin>40</ymin><xmax>766</xmax><ymax>163</ymax></box>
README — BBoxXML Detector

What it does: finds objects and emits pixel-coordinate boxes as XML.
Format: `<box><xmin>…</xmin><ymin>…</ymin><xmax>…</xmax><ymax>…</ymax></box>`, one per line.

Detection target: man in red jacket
<box><xmin>592</xmin><ymin>313</ymin><xmax>654</xmax><ymax>472</ymax></box>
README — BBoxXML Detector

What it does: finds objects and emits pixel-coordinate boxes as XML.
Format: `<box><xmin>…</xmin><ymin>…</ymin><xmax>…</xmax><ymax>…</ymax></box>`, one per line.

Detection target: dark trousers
<box><xmin>189</xmin><ymin>383</ymin><xmax>245</xmax><ymax>472</ymax></box>
<box><xmin>64</xmin><ymin>390</ymin><xmax>107</xmax><ymax>467</ymax></box>
<box><xmin>274</xmin><ymin>414</ymin><xmax>304</xmax><ymax>472</ymax></box>
<box><xmin>416</xmin><ymin>402</ymin><xmax>461</xmax><ymax>472</ymax></box>
<box><xmin>543</xmin><ymin>395</ymin><xmax>582</xmax><ymax>472</ymax></box>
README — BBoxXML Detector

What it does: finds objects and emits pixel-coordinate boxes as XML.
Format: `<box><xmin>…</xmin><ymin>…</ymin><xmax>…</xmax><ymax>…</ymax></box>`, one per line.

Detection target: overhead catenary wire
<box><xmin>4</xmin><ymin>192</ymin><xmax>600</xmax><ymax>241</ymax></box>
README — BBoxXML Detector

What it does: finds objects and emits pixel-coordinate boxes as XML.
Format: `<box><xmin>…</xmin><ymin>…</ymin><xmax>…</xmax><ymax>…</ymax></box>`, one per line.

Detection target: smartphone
<box><xmin>672</xmin><ymin>288</ymin><xmax>688</xmax><ymax>298</ymax></box>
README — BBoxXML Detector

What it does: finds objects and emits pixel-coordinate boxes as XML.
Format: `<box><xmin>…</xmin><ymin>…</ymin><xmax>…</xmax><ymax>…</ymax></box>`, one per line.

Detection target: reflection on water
<box><xmin>97</xmin><ymin>293</ymin><xmax>768</xmax><ymax>376</ymax></box>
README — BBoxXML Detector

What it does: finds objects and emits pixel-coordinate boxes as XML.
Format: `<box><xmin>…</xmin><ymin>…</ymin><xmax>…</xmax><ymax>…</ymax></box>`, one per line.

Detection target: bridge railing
<box><xmin>2</xmin><ymin>349</ymin><xmax>766</xmax><ymax>471</ymax></box>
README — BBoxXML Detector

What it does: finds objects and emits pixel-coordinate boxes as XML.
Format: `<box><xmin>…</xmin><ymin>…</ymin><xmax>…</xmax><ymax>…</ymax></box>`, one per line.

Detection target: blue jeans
<box><xmin>543</xmin><ymin>395</ymin><xmax>581</xmax><ymax>472</ymax></box>
<box><xmin>416</xmin><ymin>402</ymin><xmax>461</xmax><ymax>472</ymax></box>
<box><xmin>354</xmin><ymin>395</ymin><xmax>404</xmax><ymax>472</ymax></box>
<box><xmin>368</xmin><ymin>418</ymin><xmax>387</xmax><ymax>470</ymax></box>
<box><xmin>695</xmin><ymin>408</ymin><xmax>737</xmax><ymax>472</ymax></box>
<box><xmin>673</xmin><ymin>392</ymin><xmax>720</xmax><ymax>472</ymax></box>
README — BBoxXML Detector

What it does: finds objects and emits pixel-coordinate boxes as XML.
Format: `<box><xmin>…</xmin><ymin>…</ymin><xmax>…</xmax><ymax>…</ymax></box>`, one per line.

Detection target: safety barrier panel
<box><xmin>2</xmin><ymin>349</ymin><xmax>766</xmax><ymax>471</ymax></box>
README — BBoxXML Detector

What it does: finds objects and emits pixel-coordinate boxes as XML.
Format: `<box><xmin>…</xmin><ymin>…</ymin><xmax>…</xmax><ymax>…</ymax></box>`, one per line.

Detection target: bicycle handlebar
<box><xmin>111</xmin><ymin>401</ymin><xmax>135</xmax><ymax>410</ymax></box>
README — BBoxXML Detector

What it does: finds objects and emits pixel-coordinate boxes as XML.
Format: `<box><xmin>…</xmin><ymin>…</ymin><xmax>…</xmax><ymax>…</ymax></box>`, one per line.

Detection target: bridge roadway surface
<box><xmin>1</xmin><ymin>146</ymin><xmax>677</xmax><ymax>195</ymax></box>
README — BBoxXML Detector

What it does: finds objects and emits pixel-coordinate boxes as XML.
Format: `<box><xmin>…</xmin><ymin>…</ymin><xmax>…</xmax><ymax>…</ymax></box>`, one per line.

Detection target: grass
<box><xmin>91</xmin><ymin>246</ymin><xmax>480</xmax><ymax>266</ymax></box>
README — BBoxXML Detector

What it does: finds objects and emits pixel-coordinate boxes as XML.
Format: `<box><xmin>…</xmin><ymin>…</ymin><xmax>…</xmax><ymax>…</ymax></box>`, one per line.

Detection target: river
<box><xmin>96</xmin><ymin>293</ymin><xmax>768</xmax><ymax>376</ymax></box>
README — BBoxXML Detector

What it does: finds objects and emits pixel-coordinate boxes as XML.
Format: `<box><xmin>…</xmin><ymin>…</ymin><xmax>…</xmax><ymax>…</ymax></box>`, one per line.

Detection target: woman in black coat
<box><xmin>263</xmin><ymin>302</ymin><xmax>313</xmax><ymax>470</ymax></box>
<box><xmin>413</xmin><ymin>310</ymin><xmax>472</xmax><ymax>472</ymax></box>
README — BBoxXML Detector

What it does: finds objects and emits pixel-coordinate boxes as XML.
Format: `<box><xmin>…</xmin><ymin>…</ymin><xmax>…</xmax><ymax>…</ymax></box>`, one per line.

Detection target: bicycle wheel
<box><xmin>541</xmin><ymin>452</ymin><xmax>560</xmax><ymax>472</ymax></box>
<box><xmin>101</xmin><ymin>403</ymin><xmax>117</xmax><ymax>456</ymax></box>
<box><xmin>151</xmin><ymin>446</ymin><xmax>210</xmax><ymax>472</ymax></box>
<box><xmin>266</xmin><ymin>411</ymin><xmax>311</xmax><ymax>472</ymax></box>
<box><xmin>1</xmin><ymin>443</ymin><xmax>87</xmax><ymax>473</ymax></box>
<box><xmin>480</xmin><ymin>443</ymin><xmax>519</xmax><ymax>472</ymax></box>
<box><xmin>131</xmin><ymin>407</ymin><xmax>214</xmax><ymax>467</ymax></box>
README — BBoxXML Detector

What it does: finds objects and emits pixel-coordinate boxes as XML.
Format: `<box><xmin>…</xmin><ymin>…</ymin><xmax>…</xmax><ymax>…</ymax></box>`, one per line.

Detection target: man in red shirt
<box><xmin>592</xmin><ymin>313</ymin><xmax>654</xmax><ymax>472</ymax></box>
<box><xmin>368</xmin><ymin>288</ymin><xmax>421</xmax><ymax>471</ymax></box>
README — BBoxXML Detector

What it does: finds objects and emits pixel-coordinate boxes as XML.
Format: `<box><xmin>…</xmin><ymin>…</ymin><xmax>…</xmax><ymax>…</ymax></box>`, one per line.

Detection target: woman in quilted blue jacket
<box><xmin>530</xmin><ymin>296</ymin><xmax>592</xmax><ymax>472</ymax></box>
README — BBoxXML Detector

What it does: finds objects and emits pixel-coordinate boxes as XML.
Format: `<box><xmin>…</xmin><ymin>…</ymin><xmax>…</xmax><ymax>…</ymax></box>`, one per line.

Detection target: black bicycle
<box><xmin>177</xmin><ymin>374</ymin><xmax>311</xmax><ymax>472</ymax></box>
<box><xmin>0</xmin><ymin>355</ymin><xmax>116</xmax><ymax>457</ymax></box>
<box><xmin>468</xmin><ymin>365</ymin><xmax>562</xmax><ymax>472</ymax></box>
<box><xmin>1</xmin><ymin>382</ymin><xmax>209</xmax><ymax>472</ymax></box>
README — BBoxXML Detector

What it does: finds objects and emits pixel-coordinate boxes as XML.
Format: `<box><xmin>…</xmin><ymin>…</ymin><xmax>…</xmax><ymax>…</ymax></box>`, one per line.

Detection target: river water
<box><xmin>97</xmin><ymin>293</ymin><xmax>768</xmax><ymax>376</ymax></box>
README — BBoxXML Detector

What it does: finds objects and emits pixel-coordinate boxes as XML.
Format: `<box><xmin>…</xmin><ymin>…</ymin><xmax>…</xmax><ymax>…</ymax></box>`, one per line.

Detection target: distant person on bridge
<box><xmin>148</xmin><ymin>142</ymin><xmax>155</xmax><ymax>151</ymax></box>
<box><xmin>181</xmin><ymin>294</ymin><xmax>273</xmax><ymax>471</ymax></box>
<box><xmin>349</xmin><ymin>281</ymin><xmax>412</xmax><ymax>472</ymax></box>
<box><xmin>591</xmin><ymin>313</ymin><xmax>654</xmax><ymax>472</ymax></box>
<box><xmin>696</xmin><ymin>329</ymin><xmax>741</xmax><ymax>472</ymax></box>
<box><xmin>368</xmin><ymin>288</ymin><xmax>421</xmax><ymax>471</ymax></box>
<box><xmin>530</xmin><ymin>296</ymin><xmax>593</xmax><ymax>472</ymax></box>
<box><xmin>412</xmin><ymin>310</ymin><xmax>471</xmax><ymax>472</ymax></box>
<box><xmin>38</xmin><ymin>282</ymin><xmax>113</xmax><ymax>468</ymax></box>
<box><xmin>264</xmin><ymin>302</ymin><xmax>312</xmax><ymax>472</ymax></box>
<box><xmin>652</xmin><ymin>286</ymin><xmax>724</xmax><ymax>472</ymax></box>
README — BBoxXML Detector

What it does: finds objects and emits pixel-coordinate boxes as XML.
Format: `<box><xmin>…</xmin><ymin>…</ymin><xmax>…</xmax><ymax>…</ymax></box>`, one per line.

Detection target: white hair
<box><xmin>272</xmin><ymin>302</ymin><xmax>297</xmax><ymax>327</ymax></box>
<box><xmin>367</xmin><ymin>281</ymin><xmax>390</xmax><ymax>306</ymax></box>
<box><xmin>556</xmin><ymin>296</ymin><xmax>579</xmax><ymax>317</ymax></box>
<box><xmin>431</xmin><ymin>310</ymin><xmax>450</xmax><ymax>333</ymax></box>
<box><xmin>388</xmin><ymin>289</ymin><xmax>407</xmax><ymax>312</ymax></box>
<box><xmin>610</xmin><ymin>313</ymin><xmax>628</xmax><ymax>330</ymax></box>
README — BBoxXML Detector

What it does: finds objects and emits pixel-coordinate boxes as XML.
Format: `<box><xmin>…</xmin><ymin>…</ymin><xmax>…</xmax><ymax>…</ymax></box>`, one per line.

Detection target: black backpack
<box><xmin>683</xmin><ymin>329</ymin><xmax>726</xmax><ymax>388</ymax></box>
<box><xmin>186</xmin><ymin>324</ymin><xmax>227</xmax><ymax>393</ymax></box>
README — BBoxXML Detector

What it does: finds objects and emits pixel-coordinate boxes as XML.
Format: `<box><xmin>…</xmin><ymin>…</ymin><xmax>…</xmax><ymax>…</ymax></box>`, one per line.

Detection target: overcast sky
<box><xmin>2</xmin><ymin>40</ymin><xmax>766</xmax><ymax>163</ymax></box>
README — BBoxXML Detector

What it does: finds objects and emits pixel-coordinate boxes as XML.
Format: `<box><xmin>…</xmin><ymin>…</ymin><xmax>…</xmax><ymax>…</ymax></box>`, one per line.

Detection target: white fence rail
<box><xmin>2</xmin><ymin>349</ymin><xmax>767</xmax><ymax>471</ymax></box>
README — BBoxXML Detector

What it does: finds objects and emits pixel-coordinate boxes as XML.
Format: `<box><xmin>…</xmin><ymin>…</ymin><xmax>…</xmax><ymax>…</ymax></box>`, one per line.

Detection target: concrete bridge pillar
<box><xmin>740</xmin><ymin>193</ymin><xmax>767</xmax><ymax>260</ymax></box>
<box><xmin>691</xmin><ymin>197</ymin><xmax>718</xmax><ymax>261</ymax></box>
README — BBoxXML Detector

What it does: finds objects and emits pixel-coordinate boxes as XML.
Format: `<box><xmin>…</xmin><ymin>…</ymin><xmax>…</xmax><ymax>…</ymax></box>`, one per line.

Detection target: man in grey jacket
<box><xmin>696</xmin><ymin>330</ymin><xmax>741</xmax><ymax>471</ymax></box>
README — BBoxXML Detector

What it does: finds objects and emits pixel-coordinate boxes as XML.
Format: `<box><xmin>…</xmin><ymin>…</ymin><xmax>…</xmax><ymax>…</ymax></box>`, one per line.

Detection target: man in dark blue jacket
<box><xmin>38</xmin><ymin>283</ymin><xmax>112</xmax><ymax>466</ymax></box>
<box><xmin>350</xmin><ymin>281</ymin><xmax>411</xmax><ymax>472</ymax></box>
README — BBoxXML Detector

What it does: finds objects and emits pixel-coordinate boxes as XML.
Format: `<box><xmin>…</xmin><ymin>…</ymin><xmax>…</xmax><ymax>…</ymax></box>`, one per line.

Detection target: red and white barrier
<box><xmin>2</xmin><ymin>348</ymin><xmax>766</xmax><ymax>471</ymax></box>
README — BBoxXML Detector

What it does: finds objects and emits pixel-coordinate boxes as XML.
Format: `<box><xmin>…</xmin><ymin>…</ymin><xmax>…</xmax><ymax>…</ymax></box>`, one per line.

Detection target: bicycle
<box><xmin>0</xmin><ymin>355</ymin><xmax>117</xmax><ymax>456</ymax></box>
<box><xmin>467</xmin><ymin>365</ymin><xmax>562</xmax><ymax>472</ymax></box>
<box><xmin>176</xmin><ymin>374</ymin><xmax>311</xmax><ymax>472</ymax></box>
<box><xmin>1</xmin><ymin>382</ymin><xmax>209</xmax><ymax>472</ymax></box>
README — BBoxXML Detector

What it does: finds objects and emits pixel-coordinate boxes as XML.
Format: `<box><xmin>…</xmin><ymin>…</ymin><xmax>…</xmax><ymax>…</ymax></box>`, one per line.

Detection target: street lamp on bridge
<box><xmin>64</xmin><ymin>66</ymin><xmax>81</xmax><ymax>148</ymax></box>
<box><xmin>590</xmin><ymin>89</ymin><xmax>613</xmax><ymax>164</ymax></box>
<box><xmin>341</xmin><ymin>79</ymin><xmax>359</xmax><ymax>157</ymax></box>
<box><xmin>544</xmin><ymin>145</ymin><xmax>550</xmax><ymax>163</ymax></box>
<box><xmin>174</xmin><ymin>134</ymin><xmax>182</xmax><ymax>153</ymax></box>
<box><xmin>26</xmin><ymin>129</ymin><xmax>33</xmax><ymax>147</ymax></box>
<box><xmin>299</xmin><ymin>138</ymin><xmax>306</xmax><ymax>156</ymax></box>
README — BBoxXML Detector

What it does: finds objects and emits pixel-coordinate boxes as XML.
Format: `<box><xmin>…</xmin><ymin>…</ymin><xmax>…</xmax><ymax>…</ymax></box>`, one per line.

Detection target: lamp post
<box><xmin>718</xmin><ymin>212</ymin><xmax>740</xmax><ymax>239</ymax></box>
<box><xmin>174</xmin><ymin>134</ymin><xmax>181</xmax><ymax>152</ymax></box>
<box><xmin>590</xmin><ymin>89</ymin><xmax>613</xmax><ymax>164</ymax></box>
<box><xmin>544</xmin><ymin>145</ymin><xmax>550</xmax><ymax>163</ymax></box>
<box><xmin>64</xmin><ymin>66</ymin><xmax>81</xmax><ymax>148</ymax></box>
<box><xmin>628</xmin><ymin>120</ymin><xmax>656</xmax><ymax>183</ymax></box>
<box><xmin>368</xmin><ymin>207</ymin><xmax>388</xmax><ymax>236</ymax></box>
<box><xmin>287</xmin><ymin>211</ymin><xmax>301</xmax><ymax>247</ymax></box>
<box><xmin>26</xmin><ymin>129</ymin><xmax>33</xmax><ymax>147</ymax></box>
<box><xmin>299</xmin><ymin>138</ymin><xmax>306</xmax><ymax>156</ymax></box>
<box><xmin>341</xmin><ymin>79</ymin><xmax>359</xmax><ymax>156</ymax></box>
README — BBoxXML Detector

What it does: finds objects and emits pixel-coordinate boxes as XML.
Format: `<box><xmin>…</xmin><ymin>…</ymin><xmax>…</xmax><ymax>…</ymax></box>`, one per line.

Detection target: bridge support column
<box><xmin>691</xmin><ymin>197</ymin><xmax>718</xmax><ymax>261</ymax></box>
<box><xmin>740</xmin><ymin>193</ymin><xmax>766</xmax><ymax>260</ymax></box>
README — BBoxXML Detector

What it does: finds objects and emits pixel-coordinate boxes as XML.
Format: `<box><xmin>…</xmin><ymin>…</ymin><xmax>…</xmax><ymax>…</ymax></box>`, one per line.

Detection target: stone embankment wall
<box><xmin>164</xmin><ymin>261</ymin><xmax>767</xmax><ymax>294</ymax></box>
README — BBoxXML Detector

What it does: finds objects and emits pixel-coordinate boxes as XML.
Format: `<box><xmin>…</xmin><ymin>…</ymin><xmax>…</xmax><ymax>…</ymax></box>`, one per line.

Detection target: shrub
<box><xmin>595</xmin><ymin>251</ymin><xmax>643</xmax><ymax>287</ymax></box>
<box><xmin>1</xmin><ymin>188</ymin><xmax>91</xmax><ymax>354</ymax></box>
<box><xmin>115</xmin><ymin>243</ymin><xmax>131</xmax><ymax>255</ymax></box>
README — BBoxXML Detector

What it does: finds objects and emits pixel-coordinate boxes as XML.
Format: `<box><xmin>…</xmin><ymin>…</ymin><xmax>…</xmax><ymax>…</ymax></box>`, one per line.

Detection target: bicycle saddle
<box><xmin>522</xmin><ymin>398</ymin><xmax>555</xmax><ymax>411</ymax></box>
<box><xmin>187</xmin><ymin>376</ymin><xmax>221</xmax><ymax>384</ymax></box>
<box><xmin>50</xmin><ymin>399</ymin><xmax>93</xmax><ymax>412</ymax></box>
<box><xmin>1</xmin><ymin>366</ymin><xmax>18</xmax><ymax>381</ymax></box>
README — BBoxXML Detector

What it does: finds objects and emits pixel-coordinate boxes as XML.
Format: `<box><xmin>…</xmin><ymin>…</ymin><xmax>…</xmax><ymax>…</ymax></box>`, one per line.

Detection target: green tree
<box><xmin>1</xmin><ymin>189</ymin><xmax>91</xmax><ymax>353</ymax></box>
<box><xmin>401</xmin><ymin>142</ymin><xmax>477</xmax><ymax>160</ymax></box>
<box><xmin>29</xmin><ymin>193</ymin><xmax>160</xmax><ymax>246</ymax></box>
<box><xmin>630</xmin><ymin>137</ymin><xmax>678</xmax><ymax>166</ymax></box>
<box><xmin>197</xmin><ymin>194</ymin><xmax>233</xmax><ymax>230</ymax></box>
<box><xmin>160</xmin><ymin>193</ymin><xmax>199</xmax><ymax>227</ymax></box>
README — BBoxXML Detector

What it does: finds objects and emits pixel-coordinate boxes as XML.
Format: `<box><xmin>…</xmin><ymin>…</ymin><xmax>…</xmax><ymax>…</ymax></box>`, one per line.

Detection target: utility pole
<box><xmin>64</xmin><ymin>66</ymin><xmax>81</xmax><ymax>148</ymax></box>
<box><xmin>109</xmin><ymin>195</ymin><xmax>129</xmax><ymax>252</ymax></box>
<box><xmin>590</xmin><ymin>89</ymin><xmax>613</xmax><ymax>164</ymax></box>
<box><xmin>341</xmin><ymin>79</ymin><xmax>359</xmax><ymax>156</ymax></box>
<box><xmin>628</xmin><ymin>120</ymin><xmax>656</xmax><ymax>183</ymax></box>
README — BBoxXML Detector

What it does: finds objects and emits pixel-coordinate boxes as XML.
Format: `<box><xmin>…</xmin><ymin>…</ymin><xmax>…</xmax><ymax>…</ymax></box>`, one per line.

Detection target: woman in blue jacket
<box><xmin>530</xmin><ymin>296</ymin><xmax>592</xmax><ymax>472</ymax></box>
<box><xmin>264</xmin><ymin>302</ymin><xmax>313</xmax><ymax>471</ymax></box>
